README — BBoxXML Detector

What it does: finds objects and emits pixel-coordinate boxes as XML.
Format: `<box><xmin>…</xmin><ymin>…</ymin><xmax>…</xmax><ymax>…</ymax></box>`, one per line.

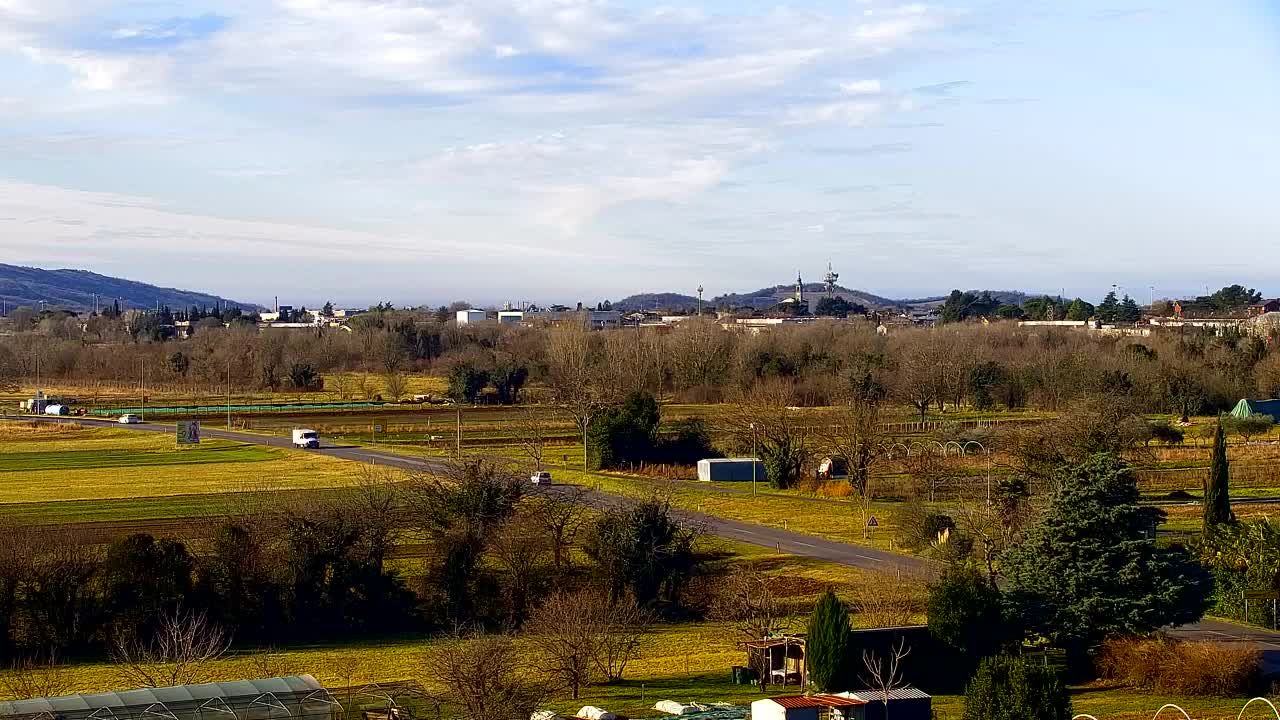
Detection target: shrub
<box><xmin>1147</xmin><ymin>420</ymin><xmax>1185</xmax><ymax>446</ymax></box>
<box><xmin>927</xmin><ymin>569</ymin><xmax>1012</xmax><ymax>675</ymax></box>
<box><xmin>1095</xmin><ymin>637</ymin><xmax>1262</xmax><ymax>696</ymax></box>
<box><xmin>963</xmin><ymin>655</ymin><xmax>1071</xmax><ymax>720</ymax></box>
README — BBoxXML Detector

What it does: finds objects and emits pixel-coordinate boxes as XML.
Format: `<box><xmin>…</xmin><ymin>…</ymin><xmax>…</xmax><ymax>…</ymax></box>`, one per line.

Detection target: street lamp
<box><xmin>750</xmin><ymin>422</ymin><xmax>758</xmax><ymax>497</ymax></box>
<box><xmin>225</xmin><ymin>358</ymin><xmax>232</xmax><ymax>431</ymax></box>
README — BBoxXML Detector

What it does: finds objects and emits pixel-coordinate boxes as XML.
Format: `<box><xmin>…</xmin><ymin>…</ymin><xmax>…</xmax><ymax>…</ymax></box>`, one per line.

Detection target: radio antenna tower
<box><xmin>824</xmin><ymin>262</ymin><xmax>839</xmax><ymax>298</ymax></box>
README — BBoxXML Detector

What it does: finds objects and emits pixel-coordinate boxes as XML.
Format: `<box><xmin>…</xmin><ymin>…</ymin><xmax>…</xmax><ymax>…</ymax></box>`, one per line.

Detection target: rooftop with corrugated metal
<box><xmin>766</xmin><ymin>695</ymin><xmax>865</xmax><ymax>709</ymax></box>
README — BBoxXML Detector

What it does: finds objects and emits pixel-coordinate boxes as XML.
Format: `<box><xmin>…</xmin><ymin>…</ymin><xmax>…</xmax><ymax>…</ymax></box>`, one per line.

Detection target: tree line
<box><xmin>0</xmin><ymin>461</ymin><xmax>701</xmax><ymax>673</ymax></box>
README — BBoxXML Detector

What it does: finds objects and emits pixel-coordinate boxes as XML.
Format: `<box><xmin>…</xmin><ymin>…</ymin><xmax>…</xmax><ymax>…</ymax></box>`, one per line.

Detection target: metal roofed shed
<box><xmin>843</xmin><ymin>688</ymin><xmax>932</xmax><ymax>720</ymax></box>
<box><xmin>0</xmin><ymin>676</ymin><xmax>340</xmax><ymax>720</ymax></box>
<box><xmin>749</xmin><ymin>696</ymin><xmax>862</xmax><ymax>720</ymax></box>
<box><xmin>1231</xmin><ymin>399</ymin><xmax>1280</xmax><ymax>422</ymax></box>
<box><xmin>697</xmin><ymin>458</ymin><xmax>766</xmax><ymax>483</ymax></box>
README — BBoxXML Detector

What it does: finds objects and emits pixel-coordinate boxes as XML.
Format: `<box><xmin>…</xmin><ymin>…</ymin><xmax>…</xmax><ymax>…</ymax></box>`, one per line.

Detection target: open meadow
<box><xmin>0</xmin><ymin>421</ymin><xmax>387</xmax><ymax>524</ymax></box>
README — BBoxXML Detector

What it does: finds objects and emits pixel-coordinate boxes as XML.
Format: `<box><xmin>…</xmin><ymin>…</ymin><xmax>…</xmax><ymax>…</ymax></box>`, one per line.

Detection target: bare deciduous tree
<box><xmin>490</xmin><ymin>513</ymin><xmax>552</xmax><ymax>626</ymax></box>
<box><xmin>722</xmin><ymin>379</ymin><xmax>812</xmax><ymax>490</ymax></box>
<box><xmin>382</xmin><ymin>371</ymin><xmax>407</xmax><ymax>402</ymax></box>
<box><xmin>427</xmin><ymin>631</ymin><xmax>545</xmax><ymax>720</ymax></box>
<box><xmin>854</xmin><ymin>576</ymin><xmax>924</xmax><ymax>629</ymax></box>
<box><xmin>861</xmin><ymin>638</ymin><xmax>911</xmax><ymax>720</ymax></box>
<box><xmin>710</xmin><ymin>566</ymin><xmax>788</xmax><ymax>641</ymax></box>
<box><xmin>3</xmin><ymin>652</ymin><xmax>70</xmax><ymax>700</ymax></box>
<box><xmin>525</xmin><ymin>489</ymin><xmax>588</xmax><ymax>569</ymax></box>
<box><xmin>545</xmin><ymin>325</ymin><xmax>609</xmax><ymax>469</ymax></box>
<box><xmin>110</xmin><ymin>607</ymin><xmax>232</xmax><ymax>688</ymax></box>
<box><xmin>527</xmin><ymin>590</ymin><xmax>651</xmax><ymax>698</ymax></box>
<box><xmin>822</xmin><ymin>399</ymin><xmax>885</xmax><ymax>497</ymax></box>
<box><xmin>248</xmin><ymin>646</ymin><xmax>294</xmax><ymax>680</ymax></box>
<box><xmin>510</xmin><ymin>405</ymin><xmax>553</xmax><ymax>471</ymax></box>
<box><xmin>904</xmin><ymin>449</ymin><xmax>949</xmax><ymax>502</ymax></box>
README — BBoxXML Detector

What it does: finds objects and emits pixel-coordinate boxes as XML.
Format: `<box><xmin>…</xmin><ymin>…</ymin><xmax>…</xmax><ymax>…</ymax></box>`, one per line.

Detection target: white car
<box><xmin>530</xmin><ymin>471</ymin><xmax>553</xmax><ymax>485</ymax></box>
<box><xmin>118</xmin><ymin>414</ymin><xmax>141</xmax><ymax>424</ymax></box>
<box><xmin>292</xmin><ymin>428</ymin><xmax>320</xmax><ymax>449</ymax></box>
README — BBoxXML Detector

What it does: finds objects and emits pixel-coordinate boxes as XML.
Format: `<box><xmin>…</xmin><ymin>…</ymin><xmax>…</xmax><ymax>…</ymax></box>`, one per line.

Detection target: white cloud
<box><xmin>0</xmin><ymin>178</ymin><xmax>558</xmax><ymax>263</ymax></box>
<box><xmin>839</xmin><ymin>79</ymin><xmax>883</xmax><ymax>94</ymax></box>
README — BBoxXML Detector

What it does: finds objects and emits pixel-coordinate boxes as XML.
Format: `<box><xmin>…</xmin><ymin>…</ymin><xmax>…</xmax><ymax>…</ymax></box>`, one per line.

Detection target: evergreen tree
<box><xmin>322</xmin><ymin>301</ymin><xmax>335</xmax><ymax>316</ymax></box>
<box><xmin>1065</xmin><ymin>298</ymin><xmax>1095</xmax><ymax>321</ymax></box>
<box><xmin>1119</xmin><ymin>295</ymin><xmax>1142</xmax><ymax>322</ymax></box>
<box><xmin>927</xmin><ymin>569</ymin><xmax>1012</xmax><ymax>680</ymax></box>
<box><xmin>1002</xmin><ymin>454</ymin><xmax>1214</xmax><ymax>668</ymax></box>
<box><xmin>963</xmin><ymin>655</ymin><xmax>1071</xmax><ymax>720</ymax></box>
<box><xmin>1204</xmin><ymin>422</ymin><xmax>1235</xmax><ymax>530</ymax></box>
<box><xmin>1096</xmin><ymin>291</ymin><xmax>1119</xmax><ymax>322</ymax></box>
<box><xmin>806</xmin><ymin>589</ymin><xmax>852</xmax><ymax>691</ymax></box>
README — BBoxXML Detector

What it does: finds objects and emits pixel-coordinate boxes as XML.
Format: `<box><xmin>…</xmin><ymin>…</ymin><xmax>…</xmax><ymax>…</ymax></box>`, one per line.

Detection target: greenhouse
<box><xmin>0</xmin><ymin>676</ymin><xmax>351</xmax><ymax>720</ymax></box>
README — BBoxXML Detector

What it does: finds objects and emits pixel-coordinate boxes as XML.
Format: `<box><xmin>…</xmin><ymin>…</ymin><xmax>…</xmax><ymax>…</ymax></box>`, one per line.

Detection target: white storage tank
<box><xmin>43</xmin><ymin>404</ymin><xmax>69</xmax><ymax>416</ymax></box>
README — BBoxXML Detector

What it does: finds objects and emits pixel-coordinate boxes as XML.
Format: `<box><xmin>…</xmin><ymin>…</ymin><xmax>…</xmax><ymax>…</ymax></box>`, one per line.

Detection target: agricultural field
<box><xmin>0</xmin><ymin>421</ymin><xmax>379</xmax><ymax>520</ymax></box>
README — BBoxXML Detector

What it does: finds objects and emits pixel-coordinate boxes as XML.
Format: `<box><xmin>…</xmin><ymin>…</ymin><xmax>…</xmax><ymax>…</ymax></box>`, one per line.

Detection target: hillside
<box><xmin>0</xmin><ymin>263</ymin><xmax>259</xmax><ymax>313</ymax></box>
<box><xmin>612</xmin><ymin>292</ymin><xmax>701</xmax><ymax>312</ymax></box>
<box><xmin>713</xmin><ymin>284</ymin><xmax>905</xmax><ymax>310</ymax></box>
<box><xmin>902</xmin><ymin>289</ymin><xmax>1035</xmax><ymax>308</ymax></box>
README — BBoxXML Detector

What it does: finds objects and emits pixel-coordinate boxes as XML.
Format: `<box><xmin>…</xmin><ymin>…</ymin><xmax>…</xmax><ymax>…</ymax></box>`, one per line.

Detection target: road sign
<box><xmin>176</xmin><ymin>420</ymin><xmax>201</xmax><ymax>445</ymax></box>
<box><xmin>1244</xmin><ymin>590</ymin><xmax>1279</xmax><ymax>600</ymax></box>
<box><xmin>867</xmin><ymin>516</ymin><xmax>879</xmax><ymax>527</ymax></box>
<box><xmin>372</xmin><ymin>419</ymin><xmax>389</xmax><ymax>433</ymax></box>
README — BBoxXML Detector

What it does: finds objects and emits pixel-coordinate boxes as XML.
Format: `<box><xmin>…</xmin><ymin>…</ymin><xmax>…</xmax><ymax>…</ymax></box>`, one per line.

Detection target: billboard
<box><xmin>177</xmin><ymin>420</ymin><xmax>201</xmax><ymax>445</ymax></box>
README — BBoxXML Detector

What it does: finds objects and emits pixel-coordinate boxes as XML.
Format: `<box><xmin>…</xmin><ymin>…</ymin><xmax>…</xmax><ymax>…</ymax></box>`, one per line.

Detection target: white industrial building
<box><xmin>456</xmin><ymin>309</ymin><xmax>489</xmax><ymax>325</ymax></box>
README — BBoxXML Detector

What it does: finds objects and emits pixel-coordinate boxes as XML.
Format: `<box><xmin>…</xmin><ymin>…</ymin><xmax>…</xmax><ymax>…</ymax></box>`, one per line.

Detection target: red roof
<box><xmin>769</xmin><ymin>695</ymin><xmax>865</xmax><ymax>709</ymax></box>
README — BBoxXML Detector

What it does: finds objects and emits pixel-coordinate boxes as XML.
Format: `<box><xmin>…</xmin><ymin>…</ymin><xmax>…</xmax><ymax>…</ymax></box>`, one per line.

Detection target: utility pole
<box><xmin>455</xmin><ymin>403</ymin><xmax>461</xmax><ymax>455</ymax></box>
<box><xmin>140</xmin><ymin>358</ymin><xmax>146</xmax><ymax>422</ymax></box>
<box><xmin>751</xmin><ymin>422</ymin><xmax>758</xmax><ymax>497</ymax></box>
<box><xmin>225</xmin><ymin>358</ymin><xmax>232</xmax><ymax>431</ymax></box>
<box><xmin>697</xmin><ymin>285</ymin><xmax>704</xmax><ymax>316</ymax></box>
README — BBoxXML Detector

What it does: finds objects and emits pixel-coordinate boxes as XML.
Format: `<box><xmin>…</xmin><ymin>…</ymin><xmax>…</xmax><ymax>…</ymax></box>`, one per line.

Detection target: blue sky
<box><xmin>1</xmin><ymin>0</ymin><xmax>1278</xmax><ymax>307</ymax></box>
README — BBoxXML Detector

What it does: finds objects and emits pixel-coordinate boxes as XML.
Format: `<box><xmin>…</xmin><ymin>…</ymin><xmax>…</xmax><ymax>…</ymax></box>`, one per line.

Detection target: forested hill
<box><xmin>0</xmin><ymin>263</ymin><xmax>259</xmax><ymax>312</ymax></box>
<box><xmin>615</xmin><ymin>285</ymin><xmax>907</xmax><ymax>312</ymax></box>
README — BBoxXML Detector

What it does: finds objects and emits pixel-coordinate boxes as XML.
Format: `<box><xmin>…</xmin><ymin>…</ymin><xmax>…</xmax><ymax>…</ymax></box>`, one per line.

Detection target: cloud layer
<box><xmin>6</xmin><ymin>1</ymin><xmax>1270</xmax><ymax>304</ymax></box>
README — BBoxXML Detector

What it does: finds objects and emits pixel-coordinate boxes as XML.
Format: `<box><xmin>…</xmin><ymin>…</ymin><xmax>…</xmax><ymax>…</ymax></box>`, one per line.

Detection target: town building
<box><xmin>456</xmin><ymin>308</ymin><xmax>489</xmax><ymax>324</ymax></box>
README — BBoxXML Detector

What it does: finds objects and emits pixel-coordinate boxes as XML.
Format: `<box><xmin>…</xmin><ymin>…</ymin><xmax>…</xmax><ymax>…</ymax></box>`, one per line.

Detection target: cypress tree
<box><xmin>1204</xmin><ymin>422</ymin><xmax>1235</xmax><ymax>530</ymax></box>
<box><xmin>806</xmin><ymin>589</ymin><xmax>852</xmax><ymax>691</ymax></box>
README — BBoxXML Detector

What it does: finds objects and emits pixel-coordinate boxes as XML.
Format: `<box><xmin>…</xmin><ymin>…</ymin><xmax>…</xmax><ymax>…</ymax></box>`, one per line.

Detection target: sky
<box><xmin>2</xmin><ymin>0</ymin><xmax>1279</xmax><ymax>308</ymax></box>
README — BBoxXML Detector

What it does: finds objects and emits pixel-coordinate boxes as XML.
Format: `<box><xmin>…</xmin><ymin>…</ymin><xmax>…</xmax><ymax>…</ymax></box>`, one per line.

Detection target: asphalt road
<box><xmin>27</xmin><ymin>416</ymin><xmax>933</xmax><ymax>575</ymax></box>
<box><xmin>25</xmin><ymin>416</ymin><xmax>1280</xmax><ymax>655</ymax></box>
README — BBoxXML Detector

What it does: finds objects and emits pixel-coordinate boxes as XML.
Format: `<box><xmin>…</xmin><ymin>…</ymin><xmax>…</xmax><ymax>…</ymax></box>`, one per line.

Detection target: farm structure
<box><xmin>697</xmin><ymin>458</ymin><xmax>767</xmax><ymax>482</ymax></box>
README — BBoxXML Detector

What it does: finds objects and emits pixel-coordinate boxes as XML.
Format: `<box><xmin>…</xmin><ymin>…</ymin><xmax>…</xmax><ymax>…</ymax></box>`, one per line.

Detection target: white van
<box><xmin>292</xmin><ymin>428</ymin><xmax>320</xmax><ymax>449</ymax></box>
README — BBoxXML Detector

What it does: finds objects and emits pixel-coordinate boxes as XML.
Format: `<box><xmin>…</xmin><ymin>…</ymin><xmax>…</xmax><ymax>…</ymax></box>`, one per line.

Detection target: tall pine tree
<box><xmin>807</xmin><ymin>589</ymin><xmax>852</xmax><ymax>691</ymax></box>
<box><xmin>1002</xmin><ymin>454</ymin><xmax>1213</xmax><ymax>669</ymax></box>
<box><xmin>1204</xmin><ymin>422</ymin><xmax>1235</xmax><ymax>530</ymax></box>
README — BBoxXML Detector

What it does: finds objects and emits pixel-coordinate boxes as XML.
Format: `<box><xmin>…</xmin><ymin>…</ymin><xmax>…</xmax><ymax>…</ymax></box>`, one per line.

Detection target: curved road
<box><xmin>29</xmin><ymin>417</ymin><xmax>931</xmax><ymax>575</ymax></box>
<box><xmin>27</xmin><ymin>417</ymin><xmax>1279</xmax><ymax>660</ymax></box>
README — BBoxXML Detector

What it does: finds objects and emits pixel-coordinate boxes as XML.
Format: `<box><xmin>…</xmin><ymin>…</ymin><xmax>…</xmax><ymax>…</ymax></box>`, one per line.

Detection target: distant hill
<box><xmin>613</xmin><ymin>292</ymin><xmax>701</xmax><ymax>312</ymax></box>
<box><xmin>0</xmin><ymin>263</ymin><xmax>259</xmax><ymax>313</ymax></box>
<box><xmin>714</xmin><ymin>284</ymin><xmax>906</xmax><ymax>310</ymax></box>
<box><xmin>901</xmin><ymin>290</ymin><xmax>1036</xmax><ymax>308</ymax></box>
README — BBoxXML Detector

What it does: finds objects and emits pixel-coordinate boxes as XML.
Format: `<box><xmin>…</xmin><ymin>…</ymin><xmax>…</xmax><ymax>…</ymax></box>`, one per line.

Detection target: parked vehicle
<box><xmin>118</xmin><ymin>414</ymin><xmax>141</xmax><ymax>424</ymax></box>
<box><xmin>292</xmin><ymin>428</ymin><xmax>320</xmax><ymax>449</ymax></box>
<box><xmin>530</xmin><ymin>471</ymin><xmax>553</xmax><ymax>485</ymax></box>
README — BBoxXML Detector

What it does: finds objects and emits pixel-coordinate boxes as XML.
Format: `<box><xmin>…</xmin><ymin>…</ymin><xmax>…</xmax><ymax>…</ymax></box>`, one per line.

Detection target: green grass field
<box><xmin>0</xmin><ymin>422</ymin><xmax>381</xmax><ymax>509</ymax></box>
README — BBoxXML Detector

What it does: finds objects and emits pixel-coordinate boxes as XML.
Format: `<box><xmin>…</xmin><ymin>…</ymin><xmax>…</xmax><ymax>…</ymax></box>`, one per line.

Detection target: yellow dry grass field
<box><xmin>0</xmin><ymin>422</ymin><xmax>376</xmax><ymax>505</ymax></box>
